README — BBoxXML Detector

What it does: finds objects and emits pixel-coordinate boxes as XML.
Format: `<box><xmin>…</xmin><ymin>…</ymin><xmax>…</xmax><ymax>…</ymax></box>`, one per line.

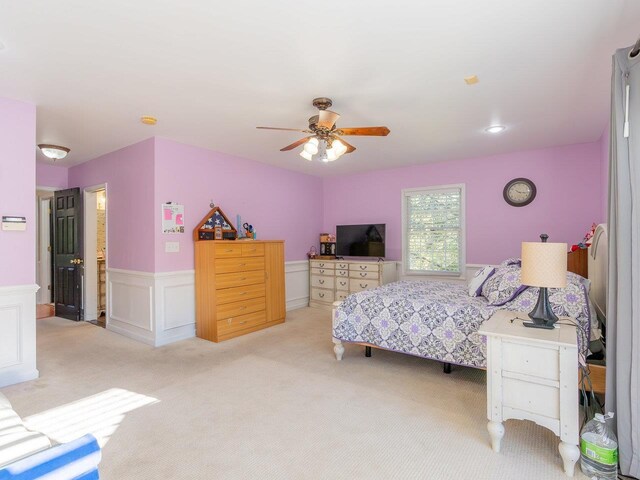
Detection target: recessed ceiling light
<box><xmin>485</xmin><ymin>125</ymin><xmax>506</xmax><ymax>134</ymax></box>
<box><xmin>38</xmin><ymin>144</ymin><xmax>70</xmax><ymax>160</ymax></box>
<box><xmin>141</xmin><ymin>115</ymin><xmax>157</xmax><ymax>125</ymax></box>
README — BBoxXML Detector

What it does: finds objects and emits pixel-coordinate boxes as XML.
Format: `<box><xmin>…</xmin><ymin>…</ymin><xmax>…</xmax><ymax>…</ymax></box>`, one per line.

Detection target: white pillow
<box><xmin>468</xmin><ymin>266</ymin><xmax>496</xmax><ymax>297</ymax></box>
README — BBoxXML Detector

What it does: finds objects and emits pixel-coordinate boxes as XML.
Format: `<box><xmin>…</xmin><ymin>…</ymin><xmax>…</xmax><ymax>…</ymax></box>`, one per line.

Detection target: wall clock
<box><xmin>503</xmin><ymin>178</ymin><xmax>536</xmax><ymax>207</ymax></box>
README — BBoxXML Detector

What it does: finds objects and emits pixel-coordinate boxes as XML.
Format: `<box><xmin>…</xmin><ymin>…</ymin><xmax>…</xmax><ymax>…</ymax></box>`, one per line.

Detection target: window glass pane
<box><xmin>405</xmin><ymin>188</ymin><xmax>462</xmax><ymax>273</ymax></box>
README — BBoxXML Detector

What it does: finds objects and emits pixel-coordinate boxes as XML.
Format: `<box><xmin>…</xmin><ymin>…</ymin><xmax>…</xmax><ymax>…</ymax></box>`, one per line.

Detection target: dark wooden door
<box><xmin>54</xmin><ymin>188</ymin><xmax>83</xmax><ymax>320</ymax></box>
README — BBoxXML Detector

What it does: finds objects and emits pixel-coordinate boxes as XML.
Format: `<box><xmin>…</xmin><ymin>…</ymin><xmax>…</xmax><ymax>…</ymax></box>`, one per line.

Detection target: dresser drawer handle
<box><xmin>239</xmin><ymin>321</ymin><xmax>247</xmax><ymax>325</ymax></box>
<box><xmin>319</xmin><ymin>263</ymin><xmax>325</xmax><ymax>267</ymax></box>
<box><xmin>240</xmin><ymin>277</ymin><xmax>247</xmax><ymax>281</ymax></box>
<box><xmin>339</xmin><ymin>271</ymin><xmax>346</xmax><ymax>276</ymax></box>
<box><xmin>359</xmin><ymin>266</ymin><xmax>366</xmax><ymax>270</ymax></box>
<box><xmin>319</xmin><ymin>279</ymin><xmax>325</xmax><ymax>284</ymax></box>
<box><xmin>239</xmin><ymin>292</ymin><xmax>247</xmax><ymax>296</ymax></box>
<box><xmin>225</xmin><ymin>249</ymin><xmax>233</xmax><ymax>253</ymax></box>
<box><xmin>319</xmin><ymin>269</ymin><xmax>325</xmax><ymax>274</ymax></box>
<box><xmin>319</xmin><ymin>293</ymin><xmax>325</xmax><ymax>298</ymax></box>
<box><xmin>240</xmin><ymin>306</ymin><xmax>247</xmax><ymax>310</ymax></box>
<box><xmin>360</xmin><ymin>283</ymin><xmax>368</xmax><ymax>288</ymax></box>
<box><xmin>239</xmin><ymin>263</ymin><xmax>246</xmax><ymax>267</ymax></box>
<box><xmin>359</xmin><ymin>272</ymin><xmax>367</xmax><ymax>277</ymax></box>
<box><xmin>340</xmin><ymin>281</ymin><xmax>347</xmax><ymax>286</ymax></box>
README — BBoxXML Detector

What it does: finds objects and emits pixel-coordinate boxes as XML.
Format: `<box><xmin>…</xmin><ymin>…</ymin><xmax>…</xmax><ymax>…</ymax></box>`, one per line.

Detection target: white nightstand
<box><xmin>478</xmin><ymin>310</ymin><xmax>580</xmax><ymax>477</ymax></box>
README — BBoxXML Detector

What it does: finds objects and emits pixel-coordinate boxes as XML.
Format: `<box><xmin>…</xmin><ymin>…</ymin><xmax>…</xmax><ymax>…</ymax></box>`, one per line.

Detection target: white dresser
<box><xmin>479</xmin><ymin>310</ymin><xmax>580</xmax><ymax>477</ymax></box>
<box><xmin>308</xmin><ymin>259</ymin><xmax>397</xmax><ymax>309</ymax></box>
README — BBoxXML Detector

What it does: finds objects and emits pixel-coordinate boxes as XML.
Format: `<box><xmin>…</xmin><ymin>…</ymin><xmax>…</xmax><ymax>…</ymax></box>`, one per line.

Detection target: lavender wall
<box><xmin>36</xmin><ymin>162</ymin><xmax>69</xmax><ymax>189</ymax></box>
<box><xmin>68</xmin><ymin>138</ymin><xmax>156</xmax><ymax>272</ymax></box>
<box><xmin>0</xmin><ymin>98</ymin><xmax>37</xmax><ymax>286</ymax></box>
<box><xmin>600</xmin><ymin>126</ymin><xmax>609</xmax><ymax>222</ymax></box>
<box><xmin>322</xmin><ymin>142</ymin><xmax>604</xmax><ymax>264</ymax></box>
<box><xmin>154</xmin><ymin>137</ymin><xmax>323</xmax><ymax>271</ymax></box>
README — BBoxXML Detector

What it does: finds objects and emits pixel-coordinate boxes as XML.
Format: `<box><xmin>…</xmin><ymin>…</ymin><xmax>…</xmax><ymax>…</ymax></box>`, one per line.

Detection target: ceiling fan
<box><xmin>257</xmin><ymin>97</ymin><xmax>390</xmax><ymax>162</ymax></box>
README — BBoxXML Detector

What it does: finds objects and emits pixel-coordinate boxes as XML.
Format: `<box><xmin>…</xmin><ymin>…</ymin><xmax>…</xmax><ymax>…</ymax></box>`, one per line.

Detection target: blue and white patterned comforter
<box><xmin>332</xmin><ymin>279</ymin><xmax>591</xmax><ymax>368</ymax></box>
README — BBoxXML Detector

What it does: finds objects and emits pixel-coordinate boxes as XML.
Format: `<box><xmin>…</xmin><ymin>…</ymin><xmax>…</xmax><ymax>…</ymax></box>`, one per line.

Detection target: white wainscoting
<box><xmin>395</xmin><ymin>262</ymin><xmax>487</xmax><ymax>284</ymax></box>
<box><xmin>285</xmin><ymin>260</ymin><xmax>309</xmax><ymax>311</ymax></box>
<box><xmin>107</xmin><ymin>261</ymin><xmax>309</xmax><ymax>347</ymax></box>
<box><xmin>0</xmin><ymin>284</ymin><xmax>39</xmax><ymax>388</ymax></box>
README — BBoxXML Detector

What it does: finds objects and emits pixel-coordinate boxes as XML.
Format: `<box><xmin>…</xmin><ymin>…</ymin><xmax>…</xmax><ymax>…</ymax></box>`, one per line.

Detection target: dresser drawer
<box><xmin>217</xmin><ymin>311</ymin><xmax>266</xmax><ymax>336</ymax></box>
<box><xmin>502</xmin><ymin>342</ymin><xmax>559</xmax><ymax>381</ymax></box>
<box><xmin>215</xmin><ymin>256</ymin><xmax>265</xmax><ymax>273</ymax></box>
<box><xmin>214</xmin><ymin>243</ymin><xmax>243</xmax><ymax>257</ymax></box>
<box><xmin>215</xmin><ymin>270</ymin><xmax>264</xmax><ymax>289</ymax></box>
<box><xmin>311</xmin><ymin>267</ymin><xmax>334</xmax><ymax>276</ymax></box>
<box><xmin>336</xmin><ymin>278</ymin><xmax>350</xmax><ymax>291</ymax></box>
<box><xmin>215</xmin><ymin>283</ymin><xmax>266</xmax><ymax>305</ymax></box>
<box><xmin>310</xmin><ymin>288</ymin><xmax>334</xmax><ymax>302</ymax></box>
<box><xmin>336</xmin><ymin>291</ymin><xmax>350</xmax><ymax>301</ymax></box>
<box><xmin>310</xmin><ymin>261</ymin><xmax>335</xmax><ymax>270</ymax></box>
<box><xmin>311</xmin><ymin>275</ymin><xmax>334</xmax><ymax>289</ymax></box>
<box><xmin>241</xmin><ymin>243</ymin><xmax>265</xmax><ymax>257</ymax></box>
<box><xmin>350</xmin><ymin>279</ymin><xmax>380</xmax><ymax>292</ymax></box>
<box><xmin>217</xmin><ymin>296</ymin><xmax>266</xmax><ymax>320</ymax></box>
<box><xmin>350</xmin><ymin>263</ymin><xmax>380</xmax><ymax>273</ymax></box>
<box><xmin>336</xmin><ymin>269</ymin><xmax>349</xmax><ymax>278</ymax></box>
<box><xmin>336</xmin><ymin>262</ymin><xmax>349</xmax><ymax>270</ymax></box>
<box><xmin>349</xmin><ymin>270</ymin><xmax>378</xmax><ymax>280</ymax></box>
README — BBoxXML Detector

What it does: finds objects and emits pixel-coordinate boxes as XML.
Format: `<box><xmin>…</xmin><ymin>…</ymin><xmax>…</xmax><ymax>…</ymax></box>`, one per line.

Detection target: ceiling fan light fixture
<box><xmin>333</xmin><ymin>139</ymin><xmax>347</xmax><ymax>156</ymax></box>
<box><xmin>300</xmin><ymin>150</ymin><xmax>313</xmax><ymax>161</ymax></box>
<box><xmin>38</xmin><ymin>144</ymin><xmax>70</xmax><ymax>160</ymax></box>
<box><xmin>303</xmin><ymin>137</ymin><xmax>319</xmax><ymax>155</ymax></box>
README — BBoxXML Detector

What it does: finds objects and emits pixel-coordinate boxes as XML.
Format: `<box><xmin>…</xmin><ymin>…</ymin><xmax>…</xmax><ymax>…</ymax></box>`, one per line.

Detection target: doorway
<box><xmin>84</xmin><ymin>185</ymin><xmax>107</xmax><ymax>327</ymax></box>
<box><xmin>36</xmin><ymin>188</ymin><xmax>55</xmax><ymax>318</ymax></box>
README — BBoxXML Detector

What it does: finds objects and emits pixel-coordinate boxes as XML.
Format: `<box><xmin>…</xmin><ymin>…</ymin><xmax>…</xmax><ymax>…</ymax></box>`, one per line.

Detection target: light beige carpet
<box><xmin>1</xmin><ymin>308</ymin><xmax>586</xmax><ymax>479</ymax></box>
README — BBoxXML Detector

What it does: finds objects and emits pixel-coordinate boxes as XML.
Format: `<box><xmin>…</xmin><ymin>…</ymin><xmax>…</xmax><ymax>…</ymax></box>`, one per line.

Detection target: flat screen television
<box><xmin>336</xmin><ymin>224</ymin><xmax>385</xmax><ymax>258</ymax></box>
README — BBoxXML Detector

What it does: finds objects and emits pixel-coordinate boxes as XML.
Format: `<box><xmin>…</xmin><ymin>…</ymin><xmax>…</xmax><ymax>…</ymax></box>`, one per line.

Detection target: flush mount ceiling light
<box><xmin>140</xmin><ymin>115</ymin><xmax>157</xmax><ymax>125</ymax></box>
<box><xmin>38</xmin><ymin>144</ymin><xmax>70</xmax><ymax>161</ymax></box>
<box><xmin>485</xmin><ymin>125</ymin><xmax>506</xmax><ymax>134</ymax></box>
<box><xmin>258</xmin><ymin>97</ymin><xmax>390</xmax><ymax>163</ymax></box>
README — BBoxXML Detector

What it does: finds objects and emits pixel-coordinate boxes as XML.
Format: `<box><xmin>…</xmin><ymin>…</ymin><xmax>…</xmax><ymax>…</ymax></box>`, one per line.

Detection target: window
<box><xmin>402</xmin><ymin>185</ymin><xmax>465</xmax><ymax>275</ymax></box>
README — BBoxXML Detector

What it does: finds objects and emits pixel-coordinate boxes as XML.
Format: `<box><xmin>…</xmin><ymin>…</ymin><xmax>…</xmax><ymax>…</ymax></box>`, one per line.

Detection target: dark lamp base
<box><xmin>525</xmin><ymin>286</ymin><xmax>558</xmax><ymax>330</ymax></box>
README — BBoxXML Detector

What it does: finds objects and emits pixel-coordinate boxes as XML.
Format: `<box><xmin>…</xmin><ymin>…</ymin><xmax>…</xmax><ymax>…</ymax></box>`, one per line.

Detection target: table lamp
<box><xmin>521</xmin><ymin>234</ymin><xmax>567</xmax><ymax>329</ymax></box>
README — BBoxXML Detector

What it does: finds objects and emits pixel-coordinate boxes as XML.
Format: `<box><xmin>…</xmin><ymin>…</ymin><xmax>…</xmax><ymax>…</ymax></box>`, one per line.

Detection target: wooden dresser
<box><xmin>309</xmin><ymin>259</ymin><xmax>397</xmax><ymax>309</ymax></box>
<box><xmin>195</xmin><ymin>240</ymin><xmax>285</xmax><ymax>342</ymax></box>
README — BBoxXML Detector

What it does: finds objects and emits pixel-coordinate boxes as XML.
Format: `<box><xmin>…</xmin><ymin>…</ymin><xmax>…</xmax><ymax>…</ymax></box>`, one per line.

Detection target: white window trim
<box><xmin>401</xmin><ymin>184</ymin><xmax>466</xmax><ymax>278</ymax></box>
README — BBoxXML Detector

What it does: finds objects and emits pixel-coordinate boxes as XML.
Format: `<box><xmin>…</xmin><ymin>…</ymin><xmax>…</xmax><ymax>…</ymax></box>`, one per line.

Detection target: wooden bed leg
<box><xmin>332</xmin><ymin>338</ymin><xmax>344</xmax><ymax>361</ymax></box>
<box><xmin>443</xmin><ymin>362</ymin><xmax>452</xmax><ymax>374</ymax></box>
<box><xmin>365</xmin><ymin>346</ymin><xmax>372</xmax><ymax>357</ymax></box>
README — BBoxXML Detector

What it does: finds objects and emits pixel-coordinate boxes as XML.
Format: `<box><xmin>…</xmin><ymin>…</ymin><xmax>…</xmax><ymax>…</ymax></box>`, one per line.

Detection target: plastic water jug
<box><xmin>580</xmin><ymin>412</ymin><xmax>618</xmax><ymax>480</ymax></box>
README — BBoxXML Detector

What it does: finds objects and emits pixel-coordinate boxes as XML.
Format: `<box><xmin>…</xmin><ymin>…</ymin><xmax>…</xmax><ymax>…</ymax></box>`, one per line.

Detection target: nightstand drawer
<box><xmin>350</xmin><ymin>263</ymin><xmax>380</xmax><ymax>273</ymax></box>
<box><xmin>502</xmin><ymin>377</ymin><xmax>560</xmax><ymax>419</ymax></box>
<box><xmin>310</xmin><ymin>288</ymin><xmax>334</xmax><ymax>302</ymax></box>
<box><xmin>350</xmin><ymin>279</ymin><xmax>379</xmax><ymax>292</ymax></box>
<box><xmin>349</xmin><ymin>270</ymin><xmax>378</xmax><ymax>280</ymax></box>
<box><xmin>502</xmin><ymin>342</ymin><xmax>559</xmax><ymax>381</ymax></box>
<box><xmin>336</xmin><ymin>278</ymin><xmax>349</xmax><ymax>291</ymax></box>
<box><xmin>311</xmin><ymin>275</ymin><xmax>334</xmax><ymax>289</ymax></box>
<box><xmin>311</xmin><ymin>267</ymin><xmax>334</xmax><ymax>276</ymax></box>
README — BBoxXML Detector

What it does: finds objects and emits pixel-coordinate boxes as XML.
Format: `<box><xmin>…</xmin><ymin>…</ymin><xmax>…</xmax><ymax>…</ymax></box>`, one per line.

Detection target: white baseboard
<box><xmin>0</xmin><ymin>284</ymin><xmax>39</xmax><ymax>388</ymax></box>
<box><xmin>106</xmin><ymin>261</ymin><xmax>309</xmax><ymax>347</ymax></box>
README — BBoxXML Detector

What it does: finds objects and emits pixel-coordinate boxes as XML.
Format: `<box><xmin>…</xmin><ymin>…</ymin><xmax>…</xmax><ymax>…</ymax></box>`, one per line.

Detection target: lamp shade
<box><xmin>521</xmin><ymin>241</ymin><xmax>568</xmax><ymax>288</ymax></box>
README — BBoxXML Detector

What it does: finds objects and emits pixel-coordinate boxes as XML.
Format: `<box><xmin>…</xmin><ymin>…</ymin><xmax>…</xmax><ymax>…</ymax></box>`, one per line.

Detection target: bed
<box><xmin>331</xmin><ymin>252</ymin><xmax>601</xmax><ymax>371</ymax></box>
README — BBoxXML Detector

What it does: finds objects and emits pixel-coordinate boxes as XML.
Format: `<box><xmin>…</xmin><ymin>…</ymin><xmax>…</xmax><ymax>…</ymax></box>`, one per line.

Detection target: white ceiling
<box><xmin>1</xmin><ymin>0</ymin><xmax>639</xmax><ymax>176</ymax></box>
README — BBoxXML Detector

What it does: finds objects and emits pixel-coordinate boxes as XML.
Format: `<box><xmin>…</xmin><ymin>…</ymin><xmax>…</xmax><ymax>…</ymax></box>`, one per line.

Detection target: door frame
<box><xmin>83</xmin><ymin>183</ymin><xmax>108</xmax><ymax>322</ymax></box>
<box><xmin>36</xmin><ymin>187</ymin><xmax>57</xmax><ymax>304</ymax></box>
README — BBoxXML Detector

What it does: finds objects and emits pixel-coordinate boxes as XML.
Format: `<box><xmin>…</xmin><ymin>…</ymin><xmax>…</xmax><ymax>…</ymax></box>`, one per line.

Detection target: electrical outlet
<box><xmin>165</xmin><ymin>241</ymin><xmax>180</xmax><ymax>253</ymax></box>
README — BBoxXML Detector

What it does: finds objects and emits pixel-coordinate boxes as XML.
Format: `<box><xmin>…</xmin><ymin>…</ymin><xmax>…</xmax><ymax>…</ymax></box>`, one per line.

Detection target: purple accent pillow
<box><xmin>481</xmin><ymin>265</ymin><xmax>527</xmax><ymax>306</ymax></box>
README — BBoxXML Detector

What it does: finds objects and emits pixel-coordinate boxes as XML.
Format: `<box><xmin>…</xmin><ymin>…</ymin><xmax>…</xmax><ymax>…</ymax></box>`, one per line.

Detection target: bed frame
<box><xmin>333</xmin><ymin>227</ymin><xmax>609</xmax><ymax>388</ymax></box>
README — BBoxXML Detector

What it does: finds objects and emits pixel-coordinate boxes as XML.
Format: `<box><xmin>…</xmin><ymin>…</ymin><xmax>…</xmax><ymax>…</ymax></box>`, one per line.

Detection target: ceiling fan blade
<box><xmin>335</xmin><ymin>137</ymin><xmax>356</xmax><ymax>154</ymax></box>
<box><xmin>257</xmin><ymin>127</ymin><xmax>312</xmax><ymax>133</ymax></box>
<box><xmin>280</xmin><ymin>136</ymin><xmax>313</xmax><ymax>152</ymax></box>
<box><xmin>337</xmin><ymin>126</ymin><xmax>390</xmax><ymax>136</ymax></box>
<box><xmin>317</xmin><ymin>110</ymin><xmax>340</xmax><ymax>129</ymax></box>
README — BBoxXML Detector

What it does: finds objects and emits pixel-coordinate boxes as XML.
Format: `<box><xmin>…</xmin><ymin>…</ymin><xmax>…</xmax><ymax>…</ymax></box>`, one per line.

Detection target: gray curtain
<box><xmin>607</xmin><ymin>45</ymin><xmax>640</xmax><ymax>477</ymax></box>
